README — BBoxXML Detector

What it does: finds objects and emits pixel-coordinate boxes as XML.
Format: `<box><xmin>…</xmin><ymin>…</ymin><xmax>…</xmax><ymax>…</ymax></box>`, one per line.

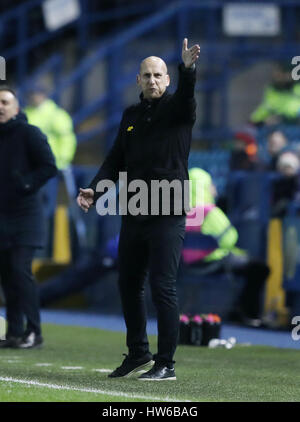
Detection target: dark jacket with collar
<box><xmin>89</xmin><ymin>63</ymin><xmax>196</xmax><ymax>217</ymax></box>
<box><xmin>0</xmin><ymin>112</ymin><xmax>57</xmax><ymax>249</ymax></box>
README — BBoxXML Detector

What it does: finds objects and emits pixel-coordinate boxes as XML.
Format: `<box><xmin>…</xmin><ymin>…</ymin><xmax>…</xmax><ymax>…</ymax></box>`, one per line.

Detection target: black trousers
<box><xmin>118</xmin><ymin>215</ymin><xmax>186</xmax><ymax>367</ymax></box>
<box><xmin>0</xmin><ymin>246</ymin><xmax>41</xmax><ymax>337</ymax></box>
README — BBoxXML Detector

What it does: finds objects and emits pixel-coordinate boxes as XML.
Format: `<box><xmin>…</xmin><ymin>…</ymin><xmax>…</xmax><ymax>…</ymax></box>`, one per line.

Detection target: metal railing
<box><xmin>1</xmin><ymin>0</ymin><xmax>160</xmax><ymax>85</ymax></box>
<box><xmin>2</xmin><ymin>0</ymin><xmax>300</xmax><ymax>146</ymax></box>
<box><xmin>52</xmin><ymin>0</ymin><xmax>300</xmax><ymax>145</ymax></box>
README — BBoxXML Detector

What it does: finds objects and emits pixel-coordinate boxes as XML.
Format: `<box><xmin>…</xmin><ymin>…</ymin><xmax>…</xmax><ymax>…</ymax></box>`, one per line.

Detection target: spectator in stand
<box><xmin>181</xmin><ymin>168</ymin><xmax>270</xmax><ymax>327</ymax></box>
<box><xmin>229</xmin><ymin>131</ymin><xmax>261</xmax><ymax>171</ymax></box>
<box><xmin>25</xmin><ymin>85</ymin><xmax>82</xmax><ymax>250</ymax></box>
<box><xmin>25</xmin><ymin>86</ymin><xmax>76</xmax><ymax>171</ymax></box>
<box><xmin>271</xmin><ymin>151</ymin><xmax>300</xmax><ymax>218</ymax></box>
<box><xmin>266</xmin><ymin>130</ymin><xmax>288</xmax><ymax>171</ymax></box>
<box><xmin>250</xmin><ymin>62</ymin><xmax>300</xmax><ymax>126</ymax></box>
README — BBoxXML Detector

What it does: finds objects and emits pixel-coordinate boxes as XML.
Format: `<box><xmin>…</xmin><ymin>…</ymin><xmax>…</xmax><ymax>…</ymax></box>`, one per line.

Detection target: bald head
<box><xmin>140</xmin><ymin>56</ymin><xmax>168</xmax><ymax>74</ymax></box>
<box><xmin>137</xmin><ymin>56</ymin><xmax>170</xmax><ymax>100</ymax></box>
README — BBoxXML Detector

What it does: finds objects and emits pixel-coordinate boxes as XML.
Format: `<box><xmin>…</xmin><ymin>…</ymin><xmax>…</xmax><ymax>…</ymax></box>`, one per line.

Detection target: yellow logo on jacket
<box><xmin>127</xmin><ymin>126</ymin><xmax>134</xmax><ymax>132</ymax></box>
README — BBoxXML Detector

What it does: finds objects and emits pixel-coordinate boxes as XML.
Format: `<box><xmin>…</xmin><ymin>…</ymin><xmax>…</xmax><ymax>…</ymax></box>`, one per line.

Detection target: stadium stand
<box><xmin>1</xmin><ymin>0</ymin><xmax>300</xmax><ymax>328</ymax></box>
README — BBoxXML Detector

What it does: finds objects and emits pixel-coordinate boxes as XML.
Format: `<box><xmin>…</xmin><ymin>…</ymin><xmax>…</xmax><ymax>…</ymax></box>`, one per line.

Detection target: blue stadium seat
<box><xmin>177</xmin><ymin>265</ymin><xmax>243</xmax><ymax>318</ymax></box>
<box><xmin>226</xmin><ymin>171</ymin><xmax>275</xmax><ymax>259</ymax></box>
<box><xmin>188</xmin><ymin>150</ymin><xmax>230</xmax><ymax>195</ymax></box>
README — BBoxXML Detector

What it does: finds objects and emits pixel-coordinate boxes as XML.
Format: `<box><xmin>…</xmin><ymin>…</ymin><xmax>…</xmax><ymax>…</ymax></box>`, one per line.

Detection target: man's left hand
<box><xmin>182</xmin><ymin>38</ymin><xmax>200</xmax><ymax>68</ymax></box>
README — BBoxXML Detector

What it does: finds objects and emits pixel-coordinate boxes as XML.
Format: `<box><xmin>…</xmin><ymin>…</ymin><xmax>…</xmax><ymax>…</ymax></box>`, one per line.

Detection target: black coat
<box><xmin>89</xmin><ymin>63</ymin><xmax>196</xmax><ymax>216</ymax></box>
<box><xmin>0</xmin><ymin>112</ymin><xmax>57</xmax><ymax>249</ymax></box>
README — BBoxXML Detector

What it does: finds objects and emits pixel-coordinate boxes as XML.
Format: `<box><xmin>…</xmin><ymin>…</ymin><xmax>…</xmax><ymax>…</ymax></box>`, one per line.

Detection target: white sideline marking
<box><xmin>35</xmin><ymin>363</ymin><xmax>53</xmax><ymax>367</ymax></box>
<box><xmin>0</xmin><ymin>376</ymin><xmax>187</xmax><ymax>402</ymax></box>
<box><xmin>2</xmin><ymin>357</ymin><xmax>20</xmax><ymax>361</ymax></box>
<box><xmin>92</xmin><ymin>368</ymin><xmax>112</xmax><ymax>373</ymax></box>
<box><xmin>61</xmin><ymin>366</ymin><xmax>83</xmax><ymax>370</ymax></box>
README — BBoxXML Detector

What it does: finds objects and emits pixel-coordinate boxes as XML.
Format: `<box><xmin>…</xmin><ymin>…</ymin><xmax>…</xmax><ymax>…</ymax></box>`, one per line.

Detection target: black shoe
<box><xmin>138</xmin><ymin>364</ymin><xmax>176</xmax><ymax>381</ymax></box>
<box><xmin>18</xmin><ymin>332</ymin><xmax>44</xmax><ymax>349</ymax></box>
<box><xmin>0</xmin><ymin>336</ymin><xmax>22</xmax><ymax>348</ymax></box>
<box><xmin>108</xmin><ymin>353</ymin><xmax>154</xmax><ymax>378</ymax></box>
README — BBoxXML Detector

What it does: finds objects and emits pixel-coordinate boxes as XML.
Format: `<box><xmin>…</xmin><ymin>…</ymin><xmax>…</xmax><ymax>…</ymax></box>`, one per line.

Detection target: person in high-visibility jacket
<box><xmin>25</xmin><ymin>86</ymin><xmax>76</xmax><ymax>170</ymax></box>
<box><xmin>182</xmin><ymin>168</ymin><xmax>270</xmax><ymax>326</ymax></box>
<box><xmin>25</xmin><ymin>86</ymin><xmax>80</xmax><ymax>251</ymax></box>
<box><xmin>250</xmin><ymin>63</ymin><xmax>300</xmax><ymax>126</ymax></box>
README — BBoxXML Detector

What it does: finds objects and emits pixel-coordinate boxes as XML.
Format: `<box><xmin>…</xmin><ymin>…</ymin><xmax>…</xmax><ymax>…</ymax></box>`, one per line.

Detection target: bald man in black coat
<box><xmin>77</xmin><ymin>40</ymin><xmax>200</xmax><ymax>380</ymax></box>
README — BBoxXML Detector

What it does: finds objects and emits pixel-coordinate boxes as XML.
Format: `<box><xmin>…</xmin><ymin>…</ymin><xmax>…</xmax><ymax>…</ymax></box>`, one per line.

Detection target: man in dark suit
<box><xmin>77</xmin><ymin>39</ymin><xmax>200</xmax><ymax>380</ymax></box>
<box><xmin>0</xmin><ymin>86</ymin><xmax>57</xmax><ymax>349</ymax></box>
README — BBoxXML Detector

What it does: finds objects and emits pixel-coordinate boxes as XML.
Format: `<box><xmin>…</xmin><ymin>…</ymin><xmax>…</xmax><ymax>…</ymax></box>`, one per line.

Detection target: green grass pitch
<box><xmin>0</xmin><ymin>323</ymin><xmax>299</xmax><ymax>402</ymax></box>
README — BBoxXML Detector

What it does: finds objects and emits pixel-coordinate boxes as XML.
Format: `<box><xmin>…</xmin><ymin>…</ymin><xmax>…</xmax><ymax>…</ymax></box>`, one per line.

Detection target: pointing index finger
<box><xmin>182</xmin><ymin>38</ymin><xmax>188</xmax><ymax>51</ymax></box>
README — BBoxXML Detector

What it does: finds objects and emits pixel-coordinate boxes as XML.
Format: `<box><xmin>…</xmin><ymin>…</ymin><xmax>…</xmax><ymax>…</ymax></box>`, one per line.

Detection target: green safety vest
<box><xmin>200</xmin><ymin>206</ymin><xmax>244</xmax><ymax>262</ymax></box>
<box><xmin>187</xmin><ymin>167</ymin><xmax>246</xmax><ymax>262</ymax></box>
<box><xmin>25</xmin><ymin>99</ymin><xmax>77</xmax><ymax>169</ymax></box>
<box><xmin>251</xmin><ymin>84</ymin><xmax>300</xmax><ymax>123</ymax></box>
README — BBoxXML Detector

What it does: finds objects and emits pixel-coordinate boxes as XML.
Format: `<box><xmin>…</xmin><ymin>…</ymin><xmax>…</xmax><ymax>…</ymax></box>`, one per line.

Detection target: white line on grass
<box><xmin>0</xmin><ymin>376</ymin><xmax>187</xmax><ymax>402</ymax></box>
<box><xmin>35</xmin><ymin>363</ymin><xmax>53</xmax><ymax>367</ymax></box>
<box><xmin>4</xmin><ymin>356</ymin><xmax>20</xmax><ymax>359</ymax></box>
<box><xmin>2</xmin><ymin>357</ymin><xmax>20</xmax><ymax>361</ymax></box>
<box><xmin>92</xmin><ymin>369</ymin><xmax>112</xmax><ymax>373</ymax></box>
<box><xmin>61</xmin><ymin>366</ymin><xmax>83</xmax><ymax>370</ymax></box>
